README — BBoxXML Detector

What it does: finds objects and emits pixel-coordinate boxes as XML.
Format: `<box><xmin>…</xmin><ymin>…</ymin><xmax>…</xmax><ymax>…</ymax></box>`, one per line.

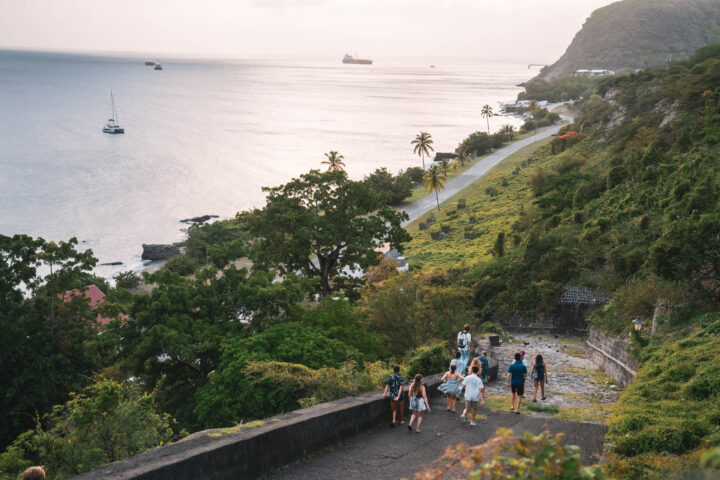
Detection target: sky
<box><xmin>0</xmin><ymin>0</ymin><xmax>619</xmax><ymax>62</ymax></box>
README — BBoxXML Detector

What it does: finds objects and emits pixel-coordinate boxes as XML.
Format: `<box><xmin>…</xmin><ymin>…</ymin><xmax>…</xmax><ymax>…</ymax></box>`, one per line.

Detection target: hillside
<box><xmin>539</xmin><ymin>0</ymin><xmax>720</xmax><ymax>79</ymax></box>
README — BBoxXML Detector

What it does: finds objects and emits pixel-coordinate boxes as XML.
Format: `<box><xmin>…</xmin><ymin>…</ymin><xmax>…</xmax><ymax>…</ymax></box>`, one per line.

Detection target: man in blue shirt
<box><xmin>507</xmin><ymin>353</ymin><xmax>527</xmax><ymax>414</ymax></box>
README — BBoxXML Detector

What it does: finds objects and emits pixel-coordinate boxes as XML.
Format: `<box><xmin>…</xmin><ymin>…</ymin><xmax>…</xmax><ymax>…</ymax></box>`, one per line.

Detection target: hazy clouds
<box><xmin>0</xmin><ymin>0</ymin><xmax>618</xmax><ymax>61</ymax></box>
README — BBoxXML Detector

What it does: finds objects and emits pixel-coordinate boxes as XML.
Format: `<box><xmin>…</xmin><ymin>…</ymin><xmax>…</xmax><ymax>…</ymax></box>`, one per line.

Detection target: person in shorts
<box><xmin>382</xmin><ymin>365</ymin><xmax>405</xmax><ymax>426</ymax></box>
<box><xmin>507</xmin><ymin>353</ymin><xmax>527</xmax><ymax>414</ymax></box>
<box><xmin>461</xmin><ymin>365</ymin><xmax>484</xmax><ymax>426</ymax></box>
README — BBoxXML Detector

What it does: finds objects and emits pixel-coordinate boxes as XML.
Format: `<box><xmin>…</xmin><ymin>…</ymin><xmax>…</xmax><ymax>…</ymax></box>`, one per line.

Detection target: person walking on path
<box><xmin>461</xmin><ymin>365</ymin><xmax>484</xmax><ymax>426</ymax></box>
<box><xmin>477</xmin><ymin>350</ymin><xmax>490</xmax><ymax>401</ymax></box>
<box><xmin>407</xmin><ymin>373</ymin><xmax>431</xmax><ymax>433</ymax></box>
<box><xmin>438</xmin><ymin>363</ymin><xmax>464</xmax><ymax>412</ymax></box>
<box><xmin>450</xmin><ymin>350</ymin><xmax>466</xmax><ymax>378</ymax></box>
<box><xmin>507</xmin><ymin>353</ymin><xmax>528</xmax><ymax>414</ymax></box>
<box><xmin>520</xmin><ymin>350</ymin><xmax>529</xmax><ymax>370</ymax></box>
<box><xmin>382</xmin><ymin>365</ymin><xmax>405</xmax><ymax>427</ymax></box>
<box><xmin>531</xmin><ymin>354</ymin><xmax>549</xmax><ymax>402</ymax></box>
<box><xmin>457</xmin><ymin>324</ymin><xmax>472</xmax><ymax>374</ymax></box>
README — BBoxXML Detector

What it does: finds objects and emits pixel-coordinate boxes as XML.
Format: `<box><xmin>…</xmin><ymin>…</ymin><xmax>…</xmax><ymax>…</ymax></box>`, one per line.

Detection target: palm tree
<box><xmin>411</xmin><ymin>131</ymin><xmax>434</xmax><ymax>170</ymax></box>
<box><xmin>500</xmin><ymin>124</ymin><xmax>516</xmax><ymax>141</ymax></box>
<box><xmin>423</xmin><ymin>164</ymin><xmax>446</xmax><ymax>211</ymax></box>
<box><xmin>439</xmin><ymin>157</ymin><xmax>456</xmax><ymax>176</ymax></box>
<box><xmin>481</xmin><ymin>104</ymin><xmax>494</xmax><ymax>134</ymax></box>
<box><xmin>322</xmin><ymin>151</ymin><xmax>346</xmax><ymax>172</ymax></box>
<box><xmin>456</xmin><ymin>152</ymin><xmax>470</xmax><ymax>167</ymax></box>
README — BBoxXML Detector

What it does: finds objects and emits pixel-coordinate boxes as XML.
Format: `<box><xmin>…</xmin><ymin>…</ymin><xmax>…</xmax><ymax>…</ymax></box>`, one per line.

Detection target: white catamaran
<box><xmin>103</xmin><ymin>91</ymin><xmax>124</xmax><ymax>134</ymax></box>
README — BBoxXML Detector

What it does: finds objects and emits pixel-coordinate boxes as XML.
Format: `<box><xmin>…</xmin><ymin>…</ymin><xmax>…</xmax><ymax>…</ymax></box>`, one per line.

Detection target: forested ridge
<box><xmin>539</xmin><ymin>0</ymin><xmax>720</xmax><ymax>79</ymax></box>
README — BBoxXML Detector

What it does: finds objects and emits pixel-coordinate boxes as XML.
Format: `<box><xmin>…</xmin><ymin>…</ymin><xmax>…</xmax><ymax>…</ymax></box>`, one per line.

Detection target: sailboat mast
<box><xmin>110</xmin><ymin>90</ymin><xmax>118</xmax><ymax>123</ymax></box>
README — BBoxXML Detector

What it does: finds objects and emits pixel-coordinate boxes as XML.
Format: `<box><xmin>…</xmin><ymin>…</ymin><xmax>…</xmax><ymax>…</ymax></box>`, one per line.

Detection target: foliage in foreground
<box><xmin>0</xmin><ymin>379</ymin><xmax>176</xmax><ymax>480</ymax></box>
<box><xmin>415</xmin><ymin>428</ymin><xmax>603</xmax><ymax>480</ymax></box>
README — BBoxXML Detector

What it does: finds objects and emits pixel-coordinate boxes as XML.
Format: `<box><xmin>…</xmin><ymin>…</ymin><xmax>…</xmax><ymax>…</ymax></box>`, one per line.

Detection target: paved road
<box><xmin>401</xmin><ymin>109</ymin><xmax>571</xmax><ymax>226</ymax></box>
<box><xmin>270</xmin><ymin>396</ymin><xmax>605</xmax><ymax>480</ymax></box>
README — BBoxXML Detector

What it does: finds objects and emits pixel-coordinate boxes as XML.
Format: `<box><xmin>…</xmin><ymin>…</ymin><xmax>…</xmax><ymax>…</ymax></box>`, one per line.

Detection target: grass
<box><xmin>402</xmin><ymin>136</ymin><xmax>555</xmax><ymax>270</ymax></box>
<box><xmin>399</xmin><ymin>127</ymin><xmax>558</xmax><ymax>207</ymax></box>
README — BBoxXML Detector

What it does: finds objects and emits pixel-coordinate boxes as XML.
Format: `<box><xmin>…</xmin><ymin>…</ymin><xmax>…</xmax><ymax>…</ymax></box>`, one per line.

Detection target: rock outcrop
<box><xmin>141</xmin><ymin>244</ymin><xmax>181</xmax><ymax>261</ymax></box>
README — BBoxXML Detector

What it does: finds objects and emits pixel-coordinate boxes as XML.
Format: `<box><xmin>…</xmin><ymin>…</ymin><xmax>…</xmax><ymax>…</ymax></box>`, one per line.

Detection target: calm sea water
<box><xmin>0</xmin><ymin>50</ymin><xmax>534</xmax><ymax>278</ymax></box>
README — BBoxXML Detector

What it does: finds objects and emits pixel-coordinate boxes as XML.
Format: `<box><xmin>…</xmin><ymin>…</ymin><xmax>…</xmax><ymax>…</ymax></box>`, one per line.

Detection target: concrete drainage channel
<box><xmin>70</xmin><ymin>374</ymin><xmax>444</xmax><ymax>480</ymax></box>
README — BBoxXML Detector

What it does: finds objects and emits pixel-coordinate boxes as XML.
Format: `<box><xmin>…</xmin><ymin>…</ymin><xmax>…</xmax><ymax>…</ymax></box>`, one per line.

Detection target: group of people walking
<box><xmin>382</xmin><ymin>324</ymin><xmax>550</xmax><ymax>432</ymax></box>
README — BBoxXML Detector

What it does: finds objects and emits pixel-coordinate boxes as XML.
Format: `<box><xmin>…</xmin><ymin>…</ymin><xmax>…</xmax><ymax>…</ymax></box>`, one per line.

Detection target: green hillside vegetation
<box><xmin>407</xmin><ymin>45</ymin><xmax>720</xmax><ymax>478</ymax></box>
<box><xmin>539</xmin><ymin>0</ymin><xmax>720</xmax><ymax>79</ymax></box>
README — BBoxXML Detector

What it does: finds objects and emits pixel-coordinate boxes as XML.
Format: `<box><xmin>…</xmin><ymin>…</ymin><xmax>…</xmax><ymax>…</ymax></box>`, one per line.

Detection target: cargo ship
<box><xmin>342</xmin><ymin>54</ymin><xmax>372</xmax><ymax>65</ymax></box>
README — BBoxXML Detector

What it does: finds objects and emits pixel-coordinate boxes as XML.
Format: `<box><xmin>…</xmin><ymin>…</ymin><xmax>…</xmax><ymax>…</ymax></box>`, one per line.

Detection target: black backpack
<box><xmin>458</xmin><ymin>332</ymin><xmax>467</xmax><ymax>349</ymax></box>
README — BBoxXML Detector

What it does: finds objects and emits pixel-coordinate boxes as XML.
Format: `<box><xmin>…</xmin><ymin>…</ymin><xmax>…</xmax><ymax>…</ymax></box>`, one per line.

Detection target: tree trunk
<box><xmin>435</xmin><ymin>189</ymin><xmax>440</xmax><ymax>211</ymax></box>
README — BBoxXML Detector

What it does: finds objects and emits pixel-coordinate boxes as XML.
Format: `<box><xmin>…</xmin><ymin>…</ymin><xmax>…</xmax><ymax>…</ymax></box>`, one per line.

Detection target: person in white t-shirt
<box><xmin>457</xmin><ymin>324</ymin><xmax>472</xmax><ymax>374</ymax></box>
<box><xmin>460</xmin><ymin>365</ymin><xmax>484</xmax><ymax>426</ymax></box>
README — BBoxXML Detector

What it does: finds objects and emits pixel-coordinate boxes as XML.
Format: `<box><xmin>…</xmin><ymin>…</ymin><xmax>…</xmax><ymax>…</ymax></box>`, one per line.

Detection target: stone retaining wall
<box><xmin>70</xmin><ymin>374</ymin><xmax>443</xmax><ymax>480</ymax></box>
<box><xmin>586</xmin><ymin>328</ymin><xmax>637</xmax><ymax>387</ymax></box>
<box><xmin>490</xmin><ymin>303</ymin><xmax>596</xmax><ymax>336</ymax></box>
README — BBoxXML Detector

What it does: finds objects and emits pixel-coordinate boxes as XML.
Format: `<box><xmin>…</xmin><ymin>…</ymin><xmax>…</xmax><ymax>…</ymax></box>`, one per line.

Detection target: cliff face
<box><xmin>539</xmin><ymin>0</ymin><xmax>720</xmax><ymax>79</ymax></box>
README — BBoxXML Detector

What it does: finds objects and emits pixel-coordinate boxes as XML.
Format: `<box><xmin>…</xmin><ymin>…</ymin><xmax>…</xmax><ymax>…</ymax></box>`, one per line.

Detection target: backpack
<box><xmin>458</xmin><ymin>332</ymin><xmax>467</xmax><ymax>349</ymax></box>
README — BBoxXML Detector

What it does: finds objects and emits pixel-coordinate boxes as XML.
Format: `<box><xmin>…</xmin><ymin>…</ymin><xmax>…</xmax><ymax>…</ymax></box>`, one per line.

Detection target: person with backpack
<box><xmin>457</xmin><ymin>324</ymin><xmax>472</xmax><ymax>374</ymax></box>
<box><xmin>531</xmin><ymin>354</ymin><xmax>549</xmax><ymax>402</ymax></box>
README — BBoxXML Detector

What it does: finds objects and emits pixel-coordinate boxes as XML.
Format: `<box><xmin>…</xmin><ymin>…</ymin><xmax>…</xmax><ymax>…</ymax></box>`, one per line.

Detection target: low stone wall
<box><xmin>70</xmin><ymin>374</ymin><xmax>443</xmax><ymax>480</ymax></box>
<box><xmin>490</xmin><ymin>303</ymin><xmax>597</xmax><ymax>336</ymax></box>
<box><xmin>586</xmin><ymin>328</ymin><xmax>637</xmax><ymax>387</ymax></box>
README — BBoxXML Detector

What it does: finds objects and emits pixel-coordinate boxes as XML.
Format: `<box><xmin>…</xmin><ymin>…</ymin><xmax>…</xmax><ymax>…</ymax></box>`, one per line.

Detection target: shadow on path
<box><xmin>270</xmin><ymin>395</ymin><xmax>606</xmax><ymax>480</ymax></box>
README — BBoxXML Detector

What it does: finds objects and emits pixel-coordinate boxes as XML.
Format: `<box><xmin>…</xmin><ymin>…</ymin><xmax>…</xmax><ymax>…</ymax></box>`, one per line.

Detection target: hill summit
<box><xmin>539</xmin><ymin>0</ymin><xmax>720</xmax><ymax>79</ymax></box>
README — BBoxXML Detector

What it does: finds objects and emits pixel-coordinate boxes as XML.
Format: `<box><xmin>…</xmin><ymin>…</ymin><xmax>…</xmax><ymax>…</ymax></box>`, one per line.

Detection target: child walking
<box><xmin>407</xmin><ymin>373</ymin><xmax>431</xmax><ymax>433</ymax></box>
<box><xmin>461</xmin><ymin>365</ymin><xmax>484</xmax><ymax>426</ymax></box>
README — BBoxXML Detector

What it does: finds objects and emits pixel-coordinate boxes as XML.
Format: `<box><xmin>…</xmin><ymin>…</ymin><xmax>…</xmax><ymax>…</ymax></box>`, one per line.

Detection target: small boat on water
<box><xmin>154</xmin><ymin>61</ymin><xmax>163</xmax><ymax>70</ymax></box>
<box><xmin>342</xmin><ymin>53</ymin><xmax>372</xmax><ymax>65</ymax></box>
<box><xmin>102</xmin><ymin>90</ymin><xmax>124</xmax><ymax>134</ymax></box>
<box><xmin>144</xmin><ymin>61</ymin><xmax>155</xmax><ymax>66</ymax></box>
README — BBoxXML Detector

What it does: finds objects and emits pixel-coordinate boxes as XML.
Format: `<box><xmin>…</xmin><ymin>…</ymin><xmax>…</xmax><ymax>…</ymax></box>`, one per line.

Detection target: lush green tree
<box><xmin>110</xmin><ymin>265</ymin><xmax>310</xmax><ymax>430</ymax></box>
<box><xmin>359</xmin><ymin>273</ymin><xmax>473</xmax><ymax>357</ymax></box>
<box><xmin>456</xmin><ymin>131</ymin><xmax>494</xmax><ymax>157</ymax></box>
<box><xmin>439</xmin><ymin>157</ymin><xmax>456</xmax><ymax>176</ymax></box>
<box><xmin>411</xmin><ymin>131</ymin><xmax>434</xmax><ymax>170</ymax></box>
<box><xmin>0</xmin><ymin>235</ymin><xmax>106</xmax><ymax>451</ymax></box>
<box><xmin>481</xmin><ymin>104</ymin><xmax>494</xmax><ymax>134</ymax></box>
<box><xmin>423</xmin><ymin>164</ymin><xmax>446</xmax><ymax>211</ymax></box>
<box><xmin>246</xmin><ymin>169</ymin><xmax>410</xmax><ymax>296</ymax></box>
<box><xmin>321</xmin><ymin>151</ymin><xmax>346</xmax><ymax>172</ymax></box>
<box><xmin>0</xmin><ymin>378</ymin><xmax>176</xmax><ymax>480</ymax></box>
<box><xmin>363</xmin><ymin>167</ymin><xmax>414</xmax><ymax>205</ymax></box>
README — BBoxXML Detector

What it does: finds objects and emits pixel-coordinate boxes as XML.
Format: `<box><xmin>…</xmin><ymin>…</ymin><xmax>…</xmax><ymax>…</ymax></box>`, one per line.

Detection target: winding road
<box><xmin>401</xmin><ymin>107</ymin><xmax>571</xmax><ymax>226</ymax></box>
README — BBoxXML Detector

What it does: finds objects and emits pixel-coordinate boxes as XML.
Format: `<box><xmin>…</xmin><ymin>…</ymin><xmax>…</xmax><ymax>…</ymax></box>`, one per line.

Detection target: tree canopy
<box><xmin>246</xmin><ymin>169</ymin><xmax>410</xmax><ymax>296</ymax></box>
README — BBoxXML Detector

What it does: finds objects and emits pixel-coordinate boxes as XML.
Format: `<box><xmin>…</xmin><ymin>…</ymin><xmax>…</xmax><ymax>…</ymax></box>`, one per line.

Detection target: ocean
<box><xmin>0</xmin><ymin>50</ymin><xmax>535</xmax><ymax>278</ymax></box>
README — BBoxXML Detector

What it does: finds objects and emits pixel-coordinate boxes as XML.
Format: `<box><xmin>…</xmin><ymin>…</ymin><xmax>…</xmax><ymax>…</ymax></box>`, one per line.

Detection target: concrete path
<box><xmin>401</xmin><ymin>107</ymin><xmax>571</xmax><ymax>226</ymax></box>
<box><xmin>270</xmin><ymin>396</ymin><xmax>606</xmax><ymax>480</ymax></box>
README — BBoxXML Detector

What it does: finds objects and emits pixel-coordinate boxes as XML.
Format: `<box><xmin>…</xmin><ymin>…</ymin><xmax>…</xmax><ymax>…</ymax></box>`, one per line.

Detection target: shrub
<box><xmin>163</xmin><ymin>254</ymin><xmax>199</xmax><ymax>276</ymax></box>
<box><xmin>406</xmin><ymin>342</ymin><xmax>449</xmax><ymax>377</ymax></box>
<box><xmin>114</xmin><ymin>270</ymin><xmax>141</xmax><ymax>289</ymax></box>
